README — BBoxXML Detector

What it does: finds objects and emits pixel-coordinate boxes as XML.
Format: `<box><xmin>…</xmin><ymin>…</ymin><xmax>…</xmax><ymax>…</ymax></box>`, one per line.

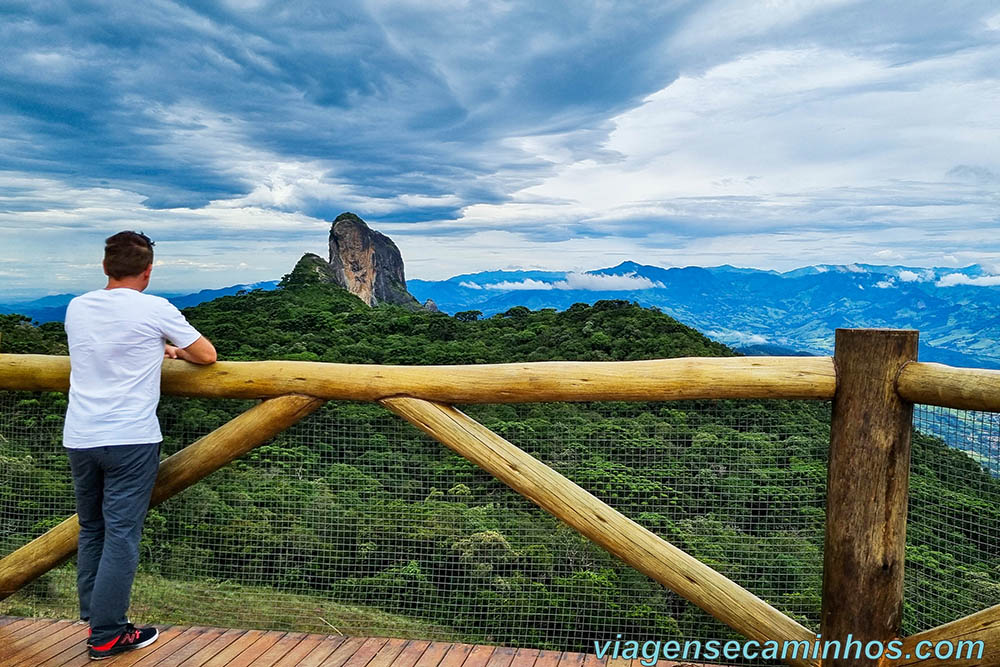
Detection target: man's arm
<box><xmin>164</xmin><ymin>336</ymin><xmax>217</xmax><ymax>364</ymax></box>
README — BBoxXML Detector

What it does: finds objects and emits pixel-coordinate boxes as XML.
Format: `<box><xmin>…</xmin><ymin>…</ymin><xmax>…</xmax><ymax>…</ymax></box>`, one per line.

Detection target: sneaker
<box><xmin>88</xmin><ymin>624</ymin><xmax>158</xmax><ymax>660</ymax></box>
<box><xmin>86</xmin><ymin>617</ymin><xmax>127</xmax><ymax>645</ymax></box>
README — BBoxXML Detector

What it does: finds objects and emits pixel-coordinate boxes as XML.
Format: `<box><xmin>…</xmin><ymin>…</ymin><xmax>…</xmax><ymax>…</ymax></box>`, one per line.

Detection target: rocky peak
<box><xmin>279</xmin><ymin>253</ymin><xmax>339</xmax><ymax>288</ymax></box>
<box><xmin>327</xmin><ymin>212</ymin><xmax>420</xmax><ymax>308</ymax></box>
<box><xmin>281</xmin><ymin>213</ymin><xmax>423</xmax><ymax>309</ymax></box>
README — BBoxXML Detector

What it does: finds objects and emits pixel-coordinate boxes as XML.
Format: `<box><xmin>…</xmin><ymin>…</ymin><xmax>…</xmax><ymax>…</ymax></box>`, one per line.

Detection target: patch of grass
<box><xmin>1</xmin><ymin>565</ymin><xmax>470</xmax><ymax>642</ymax></box>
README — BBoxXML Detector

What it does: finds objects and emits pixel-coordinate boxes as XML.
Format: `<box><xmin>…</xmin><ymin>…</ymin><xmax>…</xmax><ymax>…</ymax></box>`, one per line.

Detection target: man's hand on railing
<box><xmin>164</xmin><ymin>336</ymin><xmax>217</xmax><ymax>365</ymax></box>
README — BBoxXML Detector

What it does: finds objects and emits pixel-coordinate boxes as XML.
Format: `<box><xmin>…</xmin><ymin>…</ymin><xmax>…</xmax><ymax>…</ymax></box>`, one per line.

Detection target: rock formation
<box><xmin>282</xmin><ymin>212</ymin><xmax>422</xmax><ymax>310</ymax></box>
<box><xmin>328</xmin><ymin>212</ymin><xmax>420</xmax><ymax>308</ymax></box>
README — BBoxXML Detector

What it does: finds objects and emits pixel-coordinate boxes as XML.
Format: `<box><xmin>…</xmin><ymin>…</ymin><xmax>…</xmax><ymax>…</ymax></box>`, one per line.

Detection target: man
<box><xmin>63</xmin><ymin>231</ymin><xmax>217</xmax><ymax>660</ymax></box>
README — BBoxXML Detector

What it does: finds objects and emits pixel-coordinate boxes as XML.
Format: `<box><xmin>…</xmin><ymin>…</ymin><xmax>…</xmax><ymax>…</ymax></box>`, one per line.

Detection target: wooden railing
<box><xmin>1</xmin><ymin>328</ymin><xmax>999</xmax><ymax>667</ymax></box>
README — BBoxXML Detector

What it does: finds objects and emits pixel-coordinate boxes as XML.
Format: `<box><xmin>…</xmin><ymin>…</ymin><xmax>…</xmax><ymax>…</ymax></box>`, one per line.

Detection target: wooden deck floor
<box><xmin>0</xmin><ymin>617</ymin><xmax>700</xmax><ymax>667</ymax></box>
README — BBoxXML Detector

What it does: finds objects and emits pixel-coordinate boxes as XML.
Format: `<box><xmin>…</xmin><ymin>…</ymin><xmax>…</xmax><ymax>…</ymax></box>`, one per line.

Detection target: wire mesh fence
<box><xmin>1</xmin><ymin>391</ymin><xmax>828</xmax><ymax>661</ymax></box>
<box><xmin>1</xmin><ymin>389</ymin><xmax>997</xmax><ymax>662</ymax></box>
<box><xmin>905</xmin><ymin>404</ymin><xmax>1000</xmax><ymax>634</ymax></box>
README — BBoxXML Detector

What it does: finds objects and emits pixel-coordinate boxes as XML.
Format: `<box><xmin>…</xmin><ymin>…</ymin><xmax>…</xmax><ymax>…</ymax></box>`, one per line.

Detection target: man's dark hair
<box><xmin>104</xmin><ymin>231</ymin><xmax>154</xmax><ymax>279</ymax></box>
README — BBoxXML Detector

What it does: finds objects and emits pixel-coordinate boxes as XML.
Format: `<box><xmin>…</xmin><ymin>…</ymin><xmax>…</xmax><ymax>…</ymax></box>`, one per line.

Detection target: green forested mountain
<box><xmin>1</xmin><ymin>281</ymin><xmax>997</xmax><ymax>652</ymax></box>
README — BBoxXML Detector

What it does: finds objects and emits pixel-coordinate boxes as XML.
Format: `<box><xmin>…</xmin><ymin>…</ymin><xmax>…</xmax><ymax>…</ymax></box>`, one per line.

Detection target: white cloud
<box><xmin>0</xmin><ymin>171</ymin><xmax>330</xmax><ymax>296</ymax></box>
<box><xmin>704</xmin><ymin>329</ymin><xmax>769</xmax><ymax>346</ymax></box>
<box><xmin>936</xmin><ymin>274</ymin><xmax>1000</xmax><ymax>287</ymax></box>
<box><xmin>458</xmin><ymin>281</ymin><xmax>483</xmax><ymax>290</ymax></box>
<box><xmin>409</xmin><ymin>37</ymin><xmax>1000</xmax><ymax>265</ymax></box>
<box><xmin>896</xmin><ymin>269</ymin><xmax>936</xmax><ymax>282</ymax></box>
<box><xmin>482</xmin><ymin>278</ymin><xmax>554</xmax><ymax>291</ymax></box>
<box><xmin>4</xmin><ymin>2</ymin><xmax>1000</xmax><ymax>295</ymax></box>
<box><xmin>875</xmin><ymin>278</ymin><xmax>895</xmax><ymax>288</ymax></box>
<box><xmin>561</xmin><ymin>272</ymin><xmax>664</xmax><ymax>290</ymax></box>
<box><xmin>480</xmin><ymin>271</ymin><xmax>664</xmax><ymax>291</ymax></box>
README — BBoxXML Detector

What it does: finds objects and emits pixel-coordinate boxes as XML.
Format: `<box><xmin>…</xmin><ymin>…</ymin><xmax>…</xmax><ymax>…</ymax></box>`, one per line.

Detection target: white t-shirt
<box><xmin>63</xmin><ymin>288</ymin><xmax>202</xmax><ymax>449</ymax></box>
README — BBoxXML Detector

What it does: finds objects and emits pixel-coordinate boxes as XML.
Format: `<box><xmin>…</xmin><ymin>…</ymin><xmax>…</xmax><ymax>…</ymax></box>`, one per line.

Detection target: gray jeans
<box><xmin>67</xmin><ymin>443</ymin><xmax>160</xmax><ymax>647</ymax></box>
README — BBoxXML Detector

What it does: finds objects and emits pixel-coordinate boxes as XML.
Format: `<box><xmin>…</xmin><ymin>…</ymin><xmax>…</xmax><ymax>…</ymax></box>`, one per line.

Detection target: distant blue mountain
<box><xmin>161</xmin><ymin>281</ymin><xmax>280</xmax><ymax>309</ymax></box>
<box><xmin>407</xmin><ymin>261</ymin><xmax>1000</xmax><ymax>369</ymax></box>
<box><xmin>5</xmin><ymin>261</ymin><xmax>997</xmax><ymax>370</ymax></box>
<box><xmin>0</xmin><ymin>281</ymin><xmax>280</xmax><ymax>323</ymax></box>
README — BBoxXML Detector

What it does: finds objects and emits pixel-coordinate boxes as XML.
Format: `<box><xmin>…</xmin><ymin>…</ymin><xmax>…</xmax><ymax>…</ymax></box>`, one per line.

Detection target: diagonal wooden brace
<box><xmin>889</xmin><ymin>603</ymin><xmax>1000</xmax><ymax>667</ymax></box>
<box><xmin>381</xmin><ymin>396</ymin><xmax>819</xmax><ymax>667</ymax></box>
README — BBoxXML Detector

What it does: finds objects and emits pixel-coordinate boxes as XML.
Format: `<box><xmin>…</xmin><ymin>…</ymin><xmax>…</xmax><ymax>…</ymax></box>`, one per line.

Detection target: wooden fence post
<box><xmin>821</xmin><ymin>328</ymin><xmax>918</xmax><ymax>666</ymax></box>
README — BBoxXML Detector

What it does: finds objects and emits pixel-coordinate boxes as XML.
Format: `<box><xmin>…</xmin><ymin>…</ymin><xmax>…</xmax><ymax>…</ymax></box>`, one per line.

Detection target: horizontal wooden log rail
<box><xmin>4</xmin><ymin>353</ymin><xmax>998</xmax><ymax>413</ymax></box>
<box><xmin>897</xmin><ymin>361</ymin><xmax>1000</xmax><ymax>412</ymax></box>
<box><xmin>0</xmin><ymin>353</ymin><xmax>836</xmax><ymax>402</ymax></box>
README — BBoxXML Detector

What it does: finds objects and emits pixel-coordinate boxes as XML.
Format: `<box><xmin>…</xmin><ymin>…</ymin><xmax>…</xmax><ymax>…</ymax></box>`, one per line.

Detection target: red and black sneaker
<box><xmin>88</xmin><ymin>623</ymin><xmax>158</xmax><ymax>660</ymax></box>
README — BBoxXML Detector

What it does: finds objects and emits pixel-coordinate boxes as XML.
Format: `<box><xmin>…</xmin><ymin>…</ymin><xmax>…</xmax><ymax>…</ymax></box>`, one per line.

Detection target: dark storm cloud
<box><xmin>0</xmin><ymin>0</ymin><xmax>695</xmax><ymax>218</ymax></box>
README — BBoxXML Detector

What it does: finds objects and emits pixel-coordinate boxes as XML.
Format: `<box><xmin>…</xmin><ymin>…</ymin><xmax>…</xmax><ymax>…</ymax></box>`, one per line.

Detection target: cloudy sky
<box><xmin>1</xmin><ymin>0</ymin><xmax>998</xmax><ymax>299</ymax></box>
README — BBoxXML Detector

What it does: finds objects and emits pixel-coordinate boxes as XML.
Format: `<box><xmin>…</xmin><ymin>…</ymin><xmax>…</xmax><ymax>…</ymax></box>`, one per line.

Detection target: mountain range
<box><xmin>406</xmin><ymin>261</ymin><xmax>1000</xmax><ymax>369</ymax></box>
<box><xmin>0</xmin><ymin>281</ymin><xmax>280</xmax><ymax>324</ymax></box>
<box><xmin>3</xmin><ymin>260</ymin><xmax>998</xmax><ymax>370</ymax></box>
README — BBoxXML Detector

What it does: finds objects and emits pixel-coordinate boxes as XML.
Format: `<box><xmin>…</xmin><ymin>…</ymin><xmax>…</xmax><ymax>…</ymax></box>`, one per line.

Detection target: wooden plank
<box><xmin>382</xmin><ymin>397</ymin><xmax>818</xmax><ymax>667</ymax></box>
<box><xmin>533</xmin><ymin>650</ymin><xmax>564</xmax><ymax>667</ymax></box>
<box><xmin>0</xmin><ymin>617</ymin><xmax>35</xmax><ymax>634</ymax></box>
<box><xmin>485</xmin><ymin>646</ymin><xmax>517</xmax><ymax>667</ymax></box>
<box><xmin>246</xmin><ymin>631</ymin><xmax>308</xmax><ymax>667</ymax></box>
<box><xmin>45</xmin><ymin>625</ymin><xmax>184</xmax><ymax>667</ymax></box>
<box><xmin>270</xmin><ymin>634</ymin><xmax>344</xmax><ymax>667</ymax></box>
<box><xmin>33</xmin><ymin>637</ymin><xmax>91</xmax><ymax>667</ymax></box>
<box><xmin>1</xmin><ymin>623</ymin><xmax>719</xmax><ymax>667</ymax></box>
<box><xmin>0</xmin><ymin>618</ymin><xmax>56</xmax><ymax>644</ymax></box>
<box><xmin>822</xmin><ymin>328</ymin><xmax>917</xmax><ymax>667</ymax></box>
<box><xmin>175</xmin><ymin>628</ymin><xmax>248</xmax><ymax>667</ymax></box>
<box><xmin>412</xmin><ymin>640</ymin><xmax>452</xmax><ymax>667</ymax></box>
<box><xmin>313</xmin><ymin>635</ymin><xmax>368</xmax><ymax>667</ymax></box>
<box><xmin>364</xmin><ymin>637</ymin><xmax>409</xmax><ymax>667</ymax></box>
<box><xmin>152</xmin><ymin>626</ymin><xmax>228</xmax><ymax>667</ymax></box>
<box><xmin>557</xmin><ymin>651</ymin><xmax>585</xmax><ymax>667</ymax></box>
<box><xmin>6</xmin><ymin>620</ymin><xmax>82</xmax><ymax>665</ymax></box>
<box><xmin>9</xmin><ymin>623</ymin><xmax>88</xmax><ymax>667</ymax></box>
<box><xmin>109</xmin><ymin>626</ymin><xmax>202</xmax><ymax>667</ymax></box>
<box><xmin>897</xmin><ymin>361</ymin><xmax>1000</xmax><ymax>412</ymax></box>
<box><xmin>0</xmin><ymin>394</ymin><xmax>324</xmax><ymax>601</ymax></box>
<box><xmin>340</xmin><ymin>636</ymin><xmax>389</xmax><ymax>667</ymax></box>
<box><xmin>216</xmin><ymin>630</ymin><xmax>287</xmax><ymax>667</ymax></box>
<box><xmin>0</xmin><ymin>354</ymin><xmax>838</xmax><ymax>403</ymax></box>
<box><xmin>436</xmin><ymin>643</ymin><xmax>474</xmax><ymax>667</ymax></box>
<box><xmin>0</xmin><ymin>615</ymin><xmax>25</xmax><ymax>627</ymax></box>
<box><xmin>3</xmin><ymin>619</ymin><xmax>75</xmax><ymax>657</ymax></box>
<box><xmin>389</xmin><ymin>639</ymin><xmax>431</xmax><ymax>667</ymax></box>
<box><xmin>199</xmin><ymin>629</ymin><xmax>271</xmax><ymax>667</ymax></box>
<box><xmin>510</xmin><ymin>647</ymin><xmax>541</xmax><ymax>667</ymax></box>
<box><xmin>463</xmin><ymin>644</ymin><xmax>497</xmax><ymax>667</ymax></box>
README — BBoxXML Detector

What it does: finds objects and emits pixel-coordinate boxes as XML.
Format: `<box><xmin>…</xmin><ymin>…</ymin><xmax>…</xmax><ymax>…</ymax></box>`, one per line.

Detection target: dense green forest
<box><xmin>1</xmin><ymin>274</ymin><xmax>998</xmax><ymax>653</ymax></box>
